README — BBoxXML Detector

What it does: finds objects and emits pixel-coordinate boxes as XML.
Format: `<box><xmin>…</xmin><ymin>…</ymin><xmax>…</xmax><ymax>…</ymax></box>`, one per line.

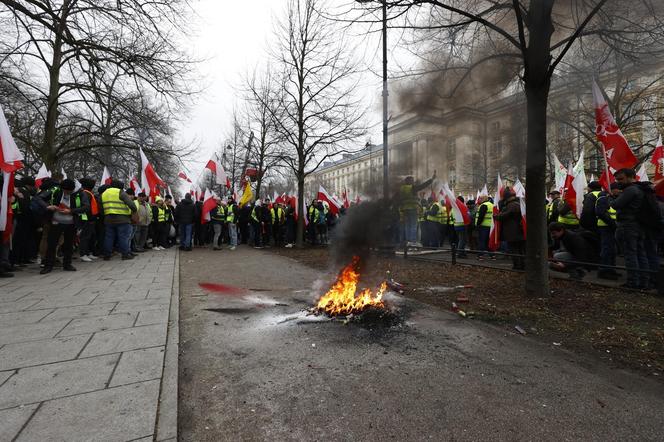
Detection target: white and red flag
<box><xmin>592</xmin><ymin>80</ymin><xmax>638</xmax><ymax>171</ymax></box>
<box><xmin>651</xmin><ymin>135</ymin><xmax>664</xmax><ymax>196</ymax></box>
<box><xmin>599</xmin><ymin>168</ymin><xmax>615</xmax><ymax>192</ymax></box>
<box><xmin>201</xmin><ymin>188</ymin><xmax>217</xmax><ymax>224</ymax></box>
<box><xmin>552</xmin><ymin>153</ymin><xmax>567</xmax><ymax>192</ymax></box>
<box><xmin>317</xmin><ymin>185</ymin><xmax>342</xmax><ymax>215</ymax></box>
<box><xmin>130</xmin><ymin>177</ymin><xmax>141</xmax><ymax>194</ymax></box>
<box><xmin>342</xmin><ymin>189</ymin><xmax>350</xmax><ymax>208</ymax></box>
<box><xmin>140</xmin><ymin>147</ymin><xmax>165</xmax><ymax>197</ymax></box>
<box><xmin>488</xmin><ymin>174</ymin><xmax>504</xmax><ymax>251</ymax></box>
<box><xmin>563</xmin><ymin>161</ymin><xmax>586</xmax><ymax>218</ymax></box>
<box><xmin>101</xmin><ymin>166</ymin><xmax>112</xmax><ymax>185</ymax></box>
<box><xmin>61</xmin><ymin>168</ymin><xmax>67</xmax><ymax>180</ymax></box>
<box><xmin>442</xmin><ymin>184</ymin><xmax>470</xmax><ymax>226</ymax></box>
<box><xmin>636</xmin><ymin>164</ymin><xmax>650</xmax><ymax>182</ymax></box>
<box><xmin>514</xmin><ymin>178</ymin><xmax>527</xmax><ymax>235</ymax></box>
<box><xmin>178</xmin><ymin>171</ymin><xmax>192</xmax><ymax>183</ymax></box>
<box><xmin>35</xmin><ymin>163</ymin><xmax>51</xmax><ymax>188</ymax></box>
<box><xmin>0</xmin><ymin>104</ymin><xmax>23</xmax><ymax>237</ymax></box>
<box><xmin>205</xmin><ymin>158</ymin><xmax>230</xmax><ymax>189</ymax></box>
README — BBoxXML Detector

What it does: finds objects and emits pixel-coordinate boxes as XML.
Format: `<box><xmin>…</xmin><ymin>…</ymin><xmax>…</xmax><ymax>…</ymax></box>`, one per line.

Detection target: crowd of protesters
<box><xmin>399</xmin><ymin>168</ymin><xmax>664</xmax><ymax>291</ymax></box>
<box><xmin>0</xmin><ymin>170</ymin><xmax>348</xmax><ymax>278</ymax></box>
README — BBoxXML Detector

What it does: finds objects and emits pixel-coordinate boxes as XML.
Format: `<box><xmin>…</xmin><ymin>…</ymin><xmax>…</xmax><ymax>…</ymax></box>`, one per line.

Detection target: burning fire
<box><xmin>315</xmin><ymin>256</ymin><xmax>387</xmax><ymax>316</ymax></box>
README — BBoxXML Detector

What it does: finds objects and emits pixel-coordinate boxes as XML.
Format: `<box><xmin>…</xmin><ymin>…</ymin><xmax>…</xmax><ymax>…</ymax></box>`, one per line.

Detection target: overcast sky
<box><xmin>176</xmin><ymin>0</ymin><xmax>387</xmax><ymax>180</ymax></box>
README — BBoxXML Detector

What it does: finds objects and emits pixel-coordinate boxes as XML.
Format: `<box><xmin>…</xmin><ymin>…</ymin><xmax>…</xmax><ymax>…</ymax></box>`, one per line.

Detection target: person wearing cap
<box><xmin>39</xmin><ymin>178</ymin><xmax>89</xmax><ymax>274</ymax></box>
<box><xmin>101</xmin><ymin>180</ymin><xmax>137</xmax><ymax>260</ymax></box>
<box><xmin>226</xmin><ymin>197</ymin><xmax>238</xmax><ymax>250</ymax></box>
<box><xmin>133</xmin><ymin>192</ymin><xmax>152</xmax><ymax>252</ymax></box>
<box><xmin>209</xmin><ymin>197</ymin><xmax>226</xmax><ymax>250</ymax></box>
<box><xmin>595</xmin><ymin>182</ymin><xmax>621</xmax><ymax>280</ymax></box>
<box><xmin>175</xmin><ymin>193</ymin><xmax>196</xmax><ymax>251</ymax></box>
<box><xmin>153</xmin><ymin>196</ymin><xmax>170</xmax><ymax>250</ymax></box>
<box><xmin>546</xmin><ymin>190</ymin><xmax>562</xmax><ymax>225</ymax></box>
<box><xmin>251</xmin><ymin>200</ymin><xmax>264</xmax><ymax>248</ymax></box>
<box><xmin>494</xmin><ymin>188</ymin><xmax>525</xmax><ymax>270</ymax></box>
<box><xmin>78</xmin><ymin>178</ymin><xmax>100</xmax><ymax>262</ymax></box>
<box><xmin>580</xmin><ymin>181</ymin><xmax>603</xmax><ymax>232</ymax></box>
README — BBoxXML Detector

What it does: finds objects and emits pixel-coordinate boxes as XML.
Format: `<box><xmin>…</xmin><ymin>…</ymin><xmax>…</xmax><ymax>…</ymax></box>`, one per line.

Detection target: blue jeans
<box><xmin>402</xmin><ymin>209</ymin><xmax>418</xmax><ymax>242</ymax></box>
<box><xmin>228</xmin><ymin>223</ymin><xmax>238</xmax><ymax>247</ymax></box>
<box><xmin>104</xmin><ymin>223</ymin><xmax>132</xmax><ymax>257</ymax></box>
<box><xmin>616</xmin><ymin>222</ymin><xmax>649</xmax><ymax>287</ymax></box>
<box><xmin>598</xmin><ymin>227</ymin><xmax>616</xmax><ymax>272</ymax></box>
<box><xmin>180</xmin><ymin>223</ymin><xmax>193</xmax><ymax>248</ymax></box>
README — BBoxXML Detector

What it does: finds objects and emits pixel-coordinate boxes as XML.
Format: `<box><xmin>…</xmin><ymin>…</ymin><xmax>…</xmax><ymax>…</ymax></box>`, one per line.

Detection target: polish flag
<box><xmin>275</xmin><ymin>192</ymin><xmax>287</xmax><ymax>205</ymax></box>
<box><xmin>563</xmin><ymin>162</ymin><xmax>586</xmax><ymax>218</ymax></box>
<box><xmin>636</xmin><ymin>164</ymin><xmax>649</xmax><ymax>182</ymax></box>
<box><xmin>61</xmin><ymin>168</ymin><xmax>68</xmax><ymax>180</ymax></box>
<box><xmin>130</xmin><ymin>177</ymin><xmax>141</xmax><ymax>194</ymax></box>
<box><xmin>651</xmin><ymin>135</ymin><xmax>664</xmax><ymax>196</ymax></box>
<box><xmin>592</xmin><ymin>80</ymin><xmax>638</xmax><ymax>170</ymax></box>
<box><xmin>101</xmin><ymin>166</ymin><xmax>112</xmax><ymax>185</ymax></box>
<box><xmin>201</xmin><ymin>189</ymin><xmax>217</xmax><ymax>224</ymax></box>
<box><xmin>205</xmin><ymin>158</ymin><xmax>230</xmax><ymax>188</ymax></box>
<box><xmin>442</xmin><ymin>184</ymin><xmax>470</xmax><ymax>226</ymax></box>
<box><xmin>140</xmin><ymin>147</ymin><xmax>165</xmax><ymax>197</ymax></box>
<box><xmin>514</xmin><ymin>178</ymin><xmax>527</xmax><ymax>236</ymax></box>
<box><xmin>488</xmin><ymin>174</ymin><xmax>504</xmax><ymax>251</ymax></box>
<box><xmin>599</xmin><ymin>168</ymin><xmax>615</xmax><ymax>192</ymax></box>
<box><xmin>178</xmin><ymin>171</ymin><xmax>192</xmax><ymax>183</ymax></box>
<box><xmin>35</xmin><ymin>163</ymin><xmax>51</xmax><ymax>188</ymax></box>
<box><xmin>317</xmin><ymin>185</ymin><xmax>342</xmax><ymax>215</ymax></box>
<box><xmin>0</xmin><ymin>104</ymin><xmax>23</xmax><ymax>236</ymax></box>
<box><xmin>0</xmin><ymin>105</ymin><xmax>23</xmax><ymax>173</ymax></box>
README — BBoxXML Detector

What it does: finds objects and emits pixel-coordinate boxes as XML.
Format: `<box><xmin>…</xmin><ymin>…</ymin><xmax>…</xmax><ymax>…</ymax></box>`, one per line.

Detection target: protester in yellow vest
<box><xmin>101</xmin><ymin>180</ymin><xmax>137</xmax><ymax>261</ymax></box>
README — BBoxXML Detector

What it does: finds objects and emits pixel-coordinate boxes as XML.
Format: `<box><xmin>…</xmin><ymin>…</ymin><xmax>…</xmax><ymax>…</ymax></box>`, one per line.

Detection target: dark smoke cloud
<box><xmin>330</xmin><ymin>201</ymin><xmax>397</xmax><ymax>268</ymax></box>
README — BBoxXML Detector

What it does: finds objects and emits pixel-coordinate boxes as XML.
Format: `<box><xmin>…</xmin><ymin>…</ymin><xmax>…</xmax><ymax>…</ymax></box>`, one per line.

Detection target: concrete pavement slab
<box><xmin>0</xmin><ymin>354</ymin><xmax>119</xmax><ymax>409</ymax></box>
<box><xmin>135</xmin><ymin>308</ymin><xmax>169</xmax><ymax>326</ymax></box>
<box><xmin>79</xmin><ymin>323</ymin><xmax>166</xmax><ymax>358</ymax></box>
<box><xmin>0</xmin><ymin>288</ymin><xmax>32</xmax><ymax>303</ymax></box>
<box><xmin>0</xmin><ymin>404</ymin><xmax>39</xmax><ymax>441</ymax></box>
<box><xmin>0</xmin><ymin>320</ymin><xmax>69</xmax><ymax>345</ymax></box>
<box><xmin>0</xmin><ymin>370</ymin><xmax>14</xmax><ymax>386</ymax></box>
<box><xmin>57</xmin><ymin>312</ymin><xmax>136</xmax><ymax>337</ymax></box>
<box><xmin>0</xmin><ymin>334</ymin><xmax>91</xmax><ymax>371</ymax></box>
<box><xmin>0</xmin><ymin>298</ymin><xmax>40</xmax><ymax>313</ymax></box>
<box><xmin>26</xmin><ymin>291</ymin><xmax>98</xmax><ymax>309</ymax></box>
<box><xmin>17</xmin><ymin>380</ymin><xmax>160</xmax><ymax>442</ymax></box>
<box><xmin>91</xmin><ymin>289</ymin><xmax>149</xmax><ymax>303</ymax></box>
<box><xmin>113</xmin><ymin>298</ymin><xmax>170</xmax><ymax>314</ymax></box>
<box><xmin>38</xmin><ymin>303</ymin><xmax>116</xmax><ymax>322</ymax></box>
<box><xmin>108</xmin><ymin>346</ymin><xmax>164</xmax><ymax>387</ymax></box>
<box><xmin>0</xmin><ymin>309</ymin><xmax>53</xmax><ymax>327</ymax></box>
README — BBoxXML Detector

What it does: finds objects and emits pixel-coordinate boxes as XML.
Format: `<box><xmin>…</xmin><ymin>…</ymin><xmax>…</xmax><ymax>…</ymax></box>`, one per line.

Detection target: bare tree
<box><xmin>245</xmin><ymin>68</ymin><xmax>285</xmax><ymax>198</ymax></box>
<box><xmin>266</xmin><ymin>0</ymin><xmax>367</xmax><ymax>246</ymax></box>
<box><xmin>0</xmin><ymin>0</ymin><xmax>196</xmax><ymax>169</ymax></box>
<box><xmin>352</xmin><ymin>0</ymin><xmax>664</xmax><ymax>297</ymax></box>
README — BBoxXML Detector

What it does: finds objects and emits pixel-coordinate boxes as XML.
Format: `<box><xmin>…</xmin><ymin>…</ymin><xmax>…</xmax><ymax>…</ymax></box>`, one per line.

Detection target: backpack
<box><xmin>635</xmin><ymin>182</ymin><xmax>664</xmax><ymax>231</ymax></box>
<box><xmin>29</xmin><ymin>195</ymin><xmax>48</xmax><ymax>219</ymax></box>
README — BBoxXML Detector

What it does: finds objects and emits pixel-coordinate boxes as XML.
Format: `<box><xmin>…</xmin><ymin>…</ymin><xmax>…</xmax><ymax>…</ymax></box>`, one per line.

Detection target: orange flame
<box><xmin>316</xmin><ymin>256</ymin><xmax>387</xmax><ymax>316</ymax></box>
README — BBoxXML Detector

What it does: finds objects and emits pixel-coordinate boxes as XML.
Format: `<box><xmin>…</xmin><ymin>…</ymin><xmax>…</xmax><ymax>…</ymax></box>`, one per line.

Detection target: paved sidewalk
<box><xmin>0</xmin><ymin>248</ymin><xmax>179</xmax><ymax>442</ymax></box>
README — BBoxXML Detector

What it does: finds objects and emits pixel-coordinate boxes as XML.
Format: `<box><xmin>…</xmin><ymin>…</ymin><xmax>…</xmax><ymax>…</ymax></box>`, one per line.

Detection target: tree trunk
<box><xmin>296</xmin><ymin>171</ymin><xmax>305</xmax><ymax>247</ymax></box>
<box><xmin>524</xmin><ymin>0</ymin><xmax>555</xmax><ymax>298</ymax></box>
<box><xmin>43</xmin><ymin>32</ymin><xmax>63</xmax><ymax>169</ymax></box>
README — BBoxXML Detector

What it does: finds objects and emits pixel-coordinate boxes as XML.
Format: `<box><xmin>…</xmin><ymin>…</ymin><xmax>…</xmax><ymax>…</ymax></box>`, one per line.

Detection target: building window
<box><xmin>447</xmin><ymin>139</ymin><xmax>457</xmax><ymax>163</ymax></box>
<box><xmin>449</xmin><ymin>168</ymin><xmax>457</xmax><ymax>187</ymax></box>
<box><xmin>491</xmin><ymin>122</ymin><xmax>502</xmax><ymax>158</ymax></box>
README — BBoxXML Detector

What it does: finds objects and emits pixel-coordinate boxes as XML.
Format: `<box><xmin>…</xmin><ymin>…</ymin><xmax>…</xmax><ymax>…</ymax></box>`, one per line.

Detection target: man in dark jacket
<box><xmin>580</xmin><ymin>181</ymin><xmax>602</xmax><ymax>232</ymax></box>
<box><xmin>175</xmin><ymin>193</ymin><xmax>196</xmax><ymax>251</ymax></box>
<box><xmin>611</xmin><ymin>168</ymin><xmax>650</xmax><ymax>289</ymax></box>
<box><xmin>11</xmin><ymin>176</ymin><xmax>36</xmax><ymax>267</ymax></box>
<box><xmin>38</xmin><ymin>179</ymin><xmax>89</xmax><ymax>274</ymax></box>
<box><xmin>549</xmin><ymin>222</ymin><xmax>600</xmax><ymax>280</ymax></box>
<box><xmin>494</xmin><ymin>189</ymin><xmax>525</xmax><ymax>270</ymax></box>
<box><xmin>595</xmin><ymin>183</ymin><xmax>621</xmax><ymax>280</ymax></box>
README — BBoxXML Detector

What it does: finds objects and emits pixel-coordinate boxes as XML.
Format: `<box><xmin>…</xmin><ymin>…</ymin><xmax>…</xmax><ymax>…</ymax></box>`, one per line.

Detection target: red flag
<box><xmin>651</xmin><ymin>136</ymin><xmax>664</xmax><ymax>181</ymax></box>
<box><xmin>1</xmin><ymin>171</ymin><xmax>15</xmax><ymax>241</ymax></box>
<box><xmin>599</xmin><ymin>169</ymin><xmax>615</xmax><ymax>192</ymax></box>
<box><xmin>101</xmin><ymin>166</ymin><xmax>112</xmax><ymax>186</ymax></box>
<box><xmin>140</xmin><ymin>147</ymin><xmax>165</xmax><ymax>197</ymax></box>
<box><xmin>317</xmin><ymin>185</ymin><xmax>342</xmax><ymax>215</ymax></box>
<box><xmin>488</xmin><ymin>175</ymin><xmax>503</xmax><ymax>251</ymax></box>
<box><xmin>201</xmin><ymin>189</ymin><xmax>217</xmax><ymax>224</ymax></box>
<box><xmin>35</xmin><ymin>163</ymin><xmax>51</xmax><ymax>189</ymax></box>
<box><xmin>205</xmin><ymin>159</ymin><xmax>230</xmax><ymax>189</ymax></box>
<box><xmin>178</xmin><ymin>171</ymin><xmax>192</xmax><ymax>183</ymax></box>
<box><xmin>342</xmin><ymin>189</ymin><xmax>350</xmax><ymax>209</ymax></box>
<box><xmin>592</xmin><ymin>80</ymin><xmax>637</xmax><ymax>170</ymax></box>
<box><xmin>129</xmin><ymin>177</ymin><xmax>141</xmax><ymax>194</ymax></box>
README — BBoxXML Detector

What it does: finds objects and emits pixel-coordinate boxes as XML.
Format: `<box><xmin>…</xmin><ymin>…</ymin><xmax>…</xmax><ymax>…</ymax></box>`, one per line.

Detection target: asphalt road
<box><xmin>178</xmin><ymin>247</ymin><xmax>664</xmax><ymax>441</ymax></box>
